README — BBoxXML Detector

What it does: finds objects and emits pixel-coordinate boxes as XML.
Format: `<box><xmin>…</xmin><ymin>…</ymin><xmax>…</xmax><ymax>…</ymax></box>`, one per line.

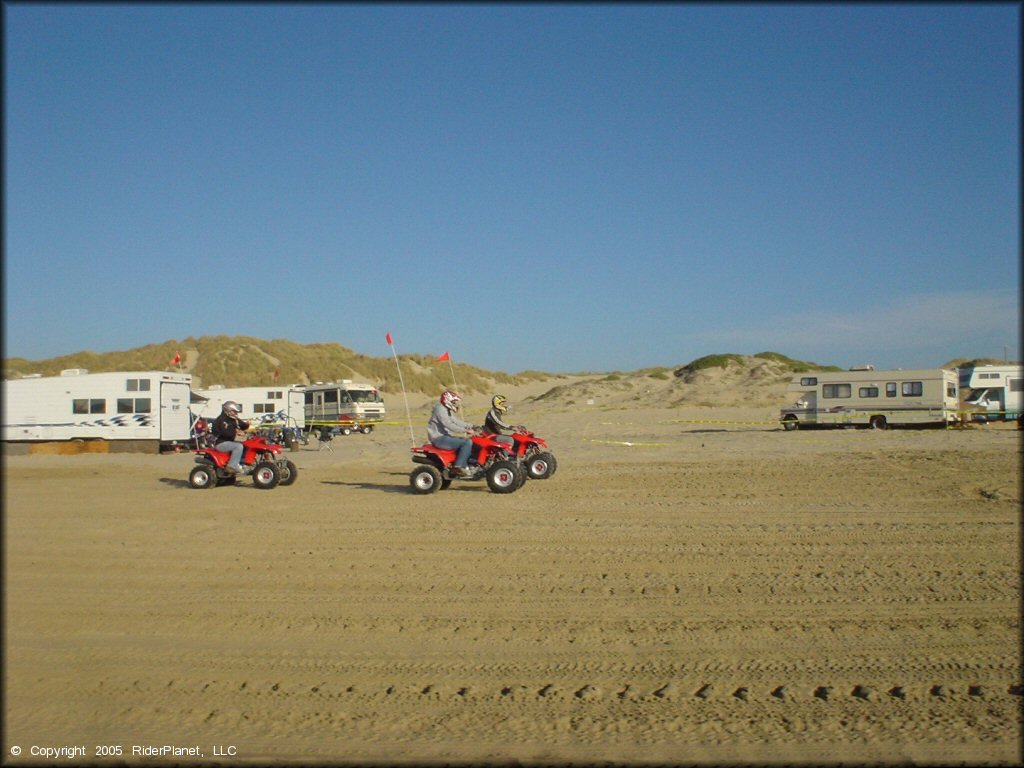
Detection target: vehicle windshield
<box><xmin>345</xmin><ymin>389</ymin><xmax>381</xmax><ymax>403</ymax></box>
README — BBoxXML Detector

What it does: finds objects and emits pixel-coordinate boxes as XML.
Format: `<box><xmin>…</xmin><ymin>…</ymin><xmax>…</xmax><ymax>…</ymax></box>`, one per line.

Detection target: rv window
<box><xmin>1010</xmin><ymin>379</ymin><xmax>1023</xmax><ymax>393</ymax></box>
<box><xmin>859</xmin><ymin>387</ymin><xmax>879</xmax><ymax>398</ymax></box>
<box><xmin>886</xmin><ymin>383</ymin><xmax>897</xmax><ymax>397</ymax></box>
<box><xmin>823</xmin><ymin>384</ymin><xmax>851</xmax><ymax>399</ymax></box>
<box><xmin>117</xmin><ymin>398</ymin><xmax>134</xmax><ymax>414</ymax></box>
<box><xmin>304</xmin><ymin>392</ymin><xmax>314</xmax><ymax>405</ymax></box>
<box><xmin>126</xmin><ymin>378</ymin><xmax>151</xmax><ymax>392</ymax></box>
<box><xmin>946</xmin><ymin>383</ymin><xmax>957</xmax><ymax>398</ymax></box>
<box><xmin>73</xmin><ymin>399</ymin><xmax>88</xmax><ymax>414</ymax></box>
<box><xmin>267</xmin><ymin>391</ymin><xmax>282</xmax><ymax>399</ymax></box>
<box><xmin>324</xmin><ymin>391</ymin><xmax>339</xmax><ymax>404</ymax></box>
<box><xmin>135</xmin><ymin>398</ymin><xmax>151</xmax><ymax>413</ymax></box>
<box><xmin>800</xmin><ymin>377</ymin><xmax>817</xmax><ymax>386</ymax></box>
<box><xmin>254</xmin><ymin>403</ymin><xmax>275</xmax><ymax>413</ymax></box>
<box><xmin>901</xmin><ymin>382</ymin><xmax>923</xmax><ymax>397</ymax></box>
<box><xmin>980</xmin><ymin>373</ymin><xmax>999</xmax><ymax>379</ymax></box>
<box><xmin>77</xmin><ymin>399</ymin><xmax>105</xmax><ymax>414</ymax></box>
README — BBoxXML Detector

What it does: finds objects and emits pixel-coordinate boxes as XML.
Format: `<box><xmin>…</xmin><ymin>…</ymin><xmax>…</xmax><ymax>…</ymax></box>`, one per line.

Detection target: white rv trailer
<box><xmin>303</xmin><ymin>379</ymin><xmax>386</xmax><ymax>435</ymax></box>
<box><xmin>191</xmin><ymin>385</ymin><xmax>306</xmax><ymax>428</ymax></box>
<box><xmin>1</xmin><ymin>369</ymin><xmax>193</xmax><ymax>448</ymax></box>
<box><xmin>779</xmin><ymin>367</ymin><xmax>959</xmax><ymax>430</ymax></box>
<box><xmin>957</xmin><ymin>364</ymin><xmax>1023</xmax><ymax>422</ymax></box>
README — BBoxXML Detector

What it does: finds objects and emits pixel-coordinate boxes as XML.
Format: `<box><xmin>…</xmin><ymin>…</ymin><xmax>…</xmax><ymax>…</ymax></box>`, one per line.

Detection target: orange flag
<box><xmin>437</xmin><ymin>351</ymin><xmax>450</xmax><ymax>362</ymax></box>
<box><xmin>169</xmin><ymin>351</ymin><xmax>181</xmax><ymax>366</ymax></box>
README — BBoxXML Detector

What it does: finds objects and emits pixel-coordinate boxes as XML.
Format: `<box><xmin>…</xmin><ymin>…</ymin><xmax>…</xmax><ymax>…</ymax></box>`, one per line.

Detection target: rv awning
<box><xmin>190</xmin><ymin>391</ymin><xmax>209</xmax><ymax>404</ymax></box>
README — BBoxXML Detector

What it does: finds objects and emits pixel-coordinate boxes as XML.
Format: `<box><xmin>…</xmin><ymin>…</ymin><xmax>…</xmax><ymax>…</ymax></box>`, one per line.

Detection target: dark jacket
<box><xmin>484</xmin><ymin>407</ymin><xmax>513</xmax><ymax>435</ymax></box>
<box><xmin>212</xmin><ymin>412</ymin><xmax>249</xmax><ymax>442</ymax></box>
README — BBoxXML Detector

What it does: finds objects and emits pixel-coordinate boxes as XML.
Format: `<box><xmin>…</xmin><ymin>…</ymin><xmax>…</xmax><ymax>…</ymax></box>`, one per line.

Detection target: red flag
<box><xmin>273</xmin><ymin>368</ymin><xmax>279</xmax><ymax>381</ymax></box>
<box><xmin>386</xmin><ymin>332</ymin><xmax>393</xmax><ymax>346</ymax></box>
<box><xmin>169</xmin><ymin>351</ymin><xmax>181</xmax><ymax>366</ymax></box>
<box><xmin>436</xmin><ymin>351</ymin><xmax>450</xmax><ymax>362</ymax></box>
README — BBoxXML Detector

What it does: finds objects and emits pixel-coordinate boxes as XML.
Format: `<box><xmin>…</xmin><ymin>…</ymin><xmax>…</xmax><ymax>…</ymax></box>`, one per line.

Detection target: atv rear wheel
<box><xmin>252</xmin><ymin>461</ymin><xmax>280</xmax><ymax>489</ymax></box>
<box><xmin>189</xmin><ymin>465</ymin><xmax>217</xmax><ymax>489</ymax></box>
<box><xmin>486</xmin><ymin>460</ymin><xmax>523</xmax><ymax>494</ymax></box>
<box><xmin>410</xmin><ymin>465</ymin><xmax>443</xmax><ymax>494</ymax></box>
<box><xmin>526</xmin><ymin>451</ymin><xmax>557</xmax><ymax>480</ymax></box>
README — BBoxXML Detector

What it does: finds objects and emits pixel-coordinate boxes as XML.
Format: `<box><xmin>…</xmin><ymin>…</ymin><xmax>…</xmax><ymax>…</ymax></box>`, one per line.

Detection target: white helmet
<box><xmin>222</xmin><ymin>400</ymin><xmax>240</xmax><ymax>416</ymax></box>
<box><xmin>440</xmin><ymin>390</ymin><xmax>461</xmax><ymax>412</ymax></box>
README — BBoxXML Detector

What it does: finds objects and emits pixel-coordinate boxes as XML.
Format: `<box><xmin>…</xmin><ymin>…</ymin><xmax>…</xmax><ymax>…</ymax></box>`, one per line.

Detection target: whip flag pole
<box><xmin>386</xmin><ymin>332</ymin><xmax>416</xmax><ymax>444</ymax></box>
<box><xmin>437</xmin><ymin>351</ymin><xmax>459</xmax><ymax>393</ymax></box>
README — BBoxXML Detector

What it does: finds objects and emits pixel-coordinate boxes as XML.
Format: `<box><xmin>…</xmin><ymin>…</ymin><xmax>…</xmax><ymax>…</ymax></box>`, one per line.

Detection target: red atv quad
<box><xmin>494</xmin><ymin>429</ymin><xmax>558</xmax><ymax>480</ymax></box>
<box><xmin>189</xmin><ymin>434</ymin><xmax>298</xmax><ymax>490</ymax></box>
<box><xmin>409</xmin><ymin>433</ymin><xmax>524</xmax><ymax>494</ymax></box>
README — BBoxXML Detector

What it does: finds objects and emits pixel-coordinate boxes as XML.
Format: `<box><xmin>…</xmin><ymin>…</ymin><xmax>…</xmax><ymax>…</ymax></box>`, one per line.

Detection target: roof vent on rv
<box><xmin>849</xmin><ymin>364</ymin><xmax>875</xmax><ymax>371</ymax></box>
<box><xmin>60</xmin><ymin>368</ymin><xmax>89</xmax><ymax>376</ymax></box>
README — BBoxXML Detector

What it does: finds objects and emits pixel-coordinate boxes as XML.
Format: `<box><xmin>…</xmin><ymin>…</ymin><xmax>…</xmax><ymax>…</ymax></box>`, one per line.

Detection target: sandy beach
<box><xmin>4</xmin><ymin>391</ymin><xmax>1021</xmax><ymax>765</ymax></box>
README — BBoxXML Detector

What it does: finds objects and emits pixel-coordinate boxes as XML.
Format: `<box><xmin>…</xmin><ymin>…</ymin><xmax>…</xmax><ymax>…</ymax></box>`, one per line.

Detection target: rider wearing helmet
<box><xmin>211</xmin><ymin>400</ymin><xmax>250</xmax><ymax>474</ymax></box>
<box><xmin>427</xmin><ymin>389</ymin><xmax>479</xmax><ymax>477</ymax></box>
<box><xmin>484</xmin><ymin>394</ymin><xmax>518</xmax><ymax>448</ymax></box>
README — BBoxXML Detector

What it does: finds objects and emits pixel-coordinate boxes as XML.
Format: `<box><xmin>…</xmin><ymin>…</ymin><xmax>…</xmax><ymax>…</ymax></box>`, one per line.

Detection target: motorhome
<box><xmin>957</xmin><ymin>364</ymin><xmax>1023</xmax><ymax>422</ymax></box>
<box><xmin>779</xmin><ymin>367</ymin><xmax>959</xmax><ymax>430</ymax></box>
<box><xmin>192</xmin><ymin>385</ymin><xmax>306</xmax><ymax>428</ymax></box>
<box><xmin>303</xmin><ymin>380</ymin><xmax>386</xmax><ymax>435</ymax></box>
<box><xmin>1</xmin><ymin>369</ymin><xmax>193</xmax><ymax>450</ymax></box>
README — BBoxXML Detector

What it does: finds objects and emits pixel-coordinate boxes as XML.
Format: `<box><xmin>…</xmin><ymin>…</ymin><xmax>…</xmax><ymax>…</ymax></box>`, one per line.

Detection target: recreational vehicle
<box><xmin>1</xmin><ymin>369</ymin><xmax>193</xmax><ymax>450</ymax></box>
<box><xmin>304</xmin><ymin>380</ymin><xmax>386</xmax><ymax>435</ymax></box>
<box><xmin>192</xmin><ymin>385</ymin><xmax>307</xmax><ymax>428</ymax></box>
<box><xmin>779</xmin><ymin>367</ymin><xmax>959</xmax><ymax>430</ymax></box>
<box><xmin>957</xmin><ymin>364</ymin><xmax>1023</xmax><ymax>422</ymax></box>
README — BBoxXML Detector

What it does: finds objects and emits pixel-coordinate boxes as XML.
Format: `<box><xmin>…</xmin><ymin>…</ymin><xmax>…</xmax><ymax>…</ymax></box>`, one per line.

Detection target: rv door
<box><xmin>160</xmin><ymin>381</ymin><xmax>192</xmax><ymax>441</ymax></box>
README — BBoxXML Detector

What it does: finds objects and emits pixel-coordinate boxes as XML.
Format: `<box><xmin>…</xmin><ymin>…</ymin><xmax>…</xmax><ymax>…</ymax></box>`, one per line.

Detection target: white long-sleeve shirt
<box><xmin>426</xmin><ymin>403</ymin><xmax>474</xmax><ymax>442</ymax></box>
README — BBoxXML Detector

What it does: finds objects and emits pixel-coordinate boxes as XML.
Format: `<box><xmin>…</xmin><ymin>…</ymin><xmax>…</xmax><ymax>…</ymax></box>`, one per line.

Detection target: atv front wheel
<box><xmin>410</xmin><ymin>465</ymin><xmax>443</xmax><ymax>494</ymax></box>
<box><xmin>486</xmin><ymin>460</ymin><xmax>523</xmax><ymax>494</ymax></box>
<box><xmin>189</xmin><ymin>465</ymin><xmax>217</xmax><ymax>489</ymax></box>
<box><xmin>252</xmin><ymin>461</ymin><xmax>280</xmax><ymax>489</ymax></box>
<box><xmin>278</xmin><ymin>459</ymin><xmax>298</xmax><ymax>486</ymax></box>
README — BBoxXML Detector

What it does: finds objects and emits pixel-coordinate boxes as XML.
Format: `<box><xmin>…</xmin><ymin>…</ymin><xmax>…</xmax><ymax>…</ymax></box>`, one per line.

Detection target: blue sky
<box><xmin>4</xmin><ymin>3</ymin><xmax>1020</xmax><ymax>373</ymax></box>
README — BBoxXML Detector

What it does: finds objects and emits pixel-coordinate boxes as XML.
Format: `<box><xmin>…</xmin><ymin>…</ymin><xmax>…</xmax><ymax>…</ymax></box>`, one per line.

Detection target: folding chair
<box><xmin>318</xmin><ymin>429</ymin><xmax>334</xmax><ymax>452</ymax></box>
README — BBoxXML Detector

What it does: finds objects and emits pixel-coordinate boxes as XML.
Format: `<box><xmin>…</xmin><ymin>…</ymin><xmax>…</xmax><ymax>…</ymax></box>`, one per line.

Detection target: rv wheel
<box><xmin>360</xmin><ymin>425</ymin><xmax>374</xmax><ymax>434</ymax></box>
<box><xmin>340</xmin><ymin>426</ymin><xmax>352</xmax><ymax>436</ymax></box>
<box><xmin>189</xmin><ymin>465</ymin><xmax>217</xmax><ymax>489</ymax></box>
<box><xmin>870</xmin><ymin>415</ymin><xmax>888</xmax><ymax>430</ymax></box>
<box><xmin>781</xmin><ymin>416</ymin><xmax>799</xmax><ymax>431</ymax></box>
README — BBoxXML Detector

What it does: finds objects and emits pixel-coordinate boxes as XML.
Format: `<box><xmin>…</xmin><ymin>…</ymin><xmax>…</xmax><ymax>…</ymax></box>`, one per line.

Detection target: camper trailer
<box><xmin>958</xmin><ymin>364</ymin><xmax>1023</xmax><ymax>422</ymax></box>
<box><xmin>303</xmin><ymin>380</ymin><xmax>385</xmax><ymax>435</ymax></box>
<box><xmin>779</xmin><ymin>367</ymin><xmax>959</xmax><ymax>430</ymax></box>
<box><xmin>1</xmin><ymin>369</ymin><xmax>193</xmax><ymax>449</ymax></box>
<box><xmin>192</xmin><ymin>385</ymin><xmax>307</xmax><ymax>428</ymax></box>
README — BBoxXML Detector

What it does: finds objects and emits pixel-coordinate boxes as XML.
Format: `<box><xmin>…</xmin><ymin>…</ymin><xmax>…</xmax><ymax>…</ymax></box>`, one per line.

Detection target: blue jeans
<box><xmin>216</xmin><ymin>440</ymin><xmax>245</xmax><ymax>469</ymax></box>
<box><xmin>431</xmin><ymin>435</ymin><xmax>474</xmax><ymax>468</ymax></box>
